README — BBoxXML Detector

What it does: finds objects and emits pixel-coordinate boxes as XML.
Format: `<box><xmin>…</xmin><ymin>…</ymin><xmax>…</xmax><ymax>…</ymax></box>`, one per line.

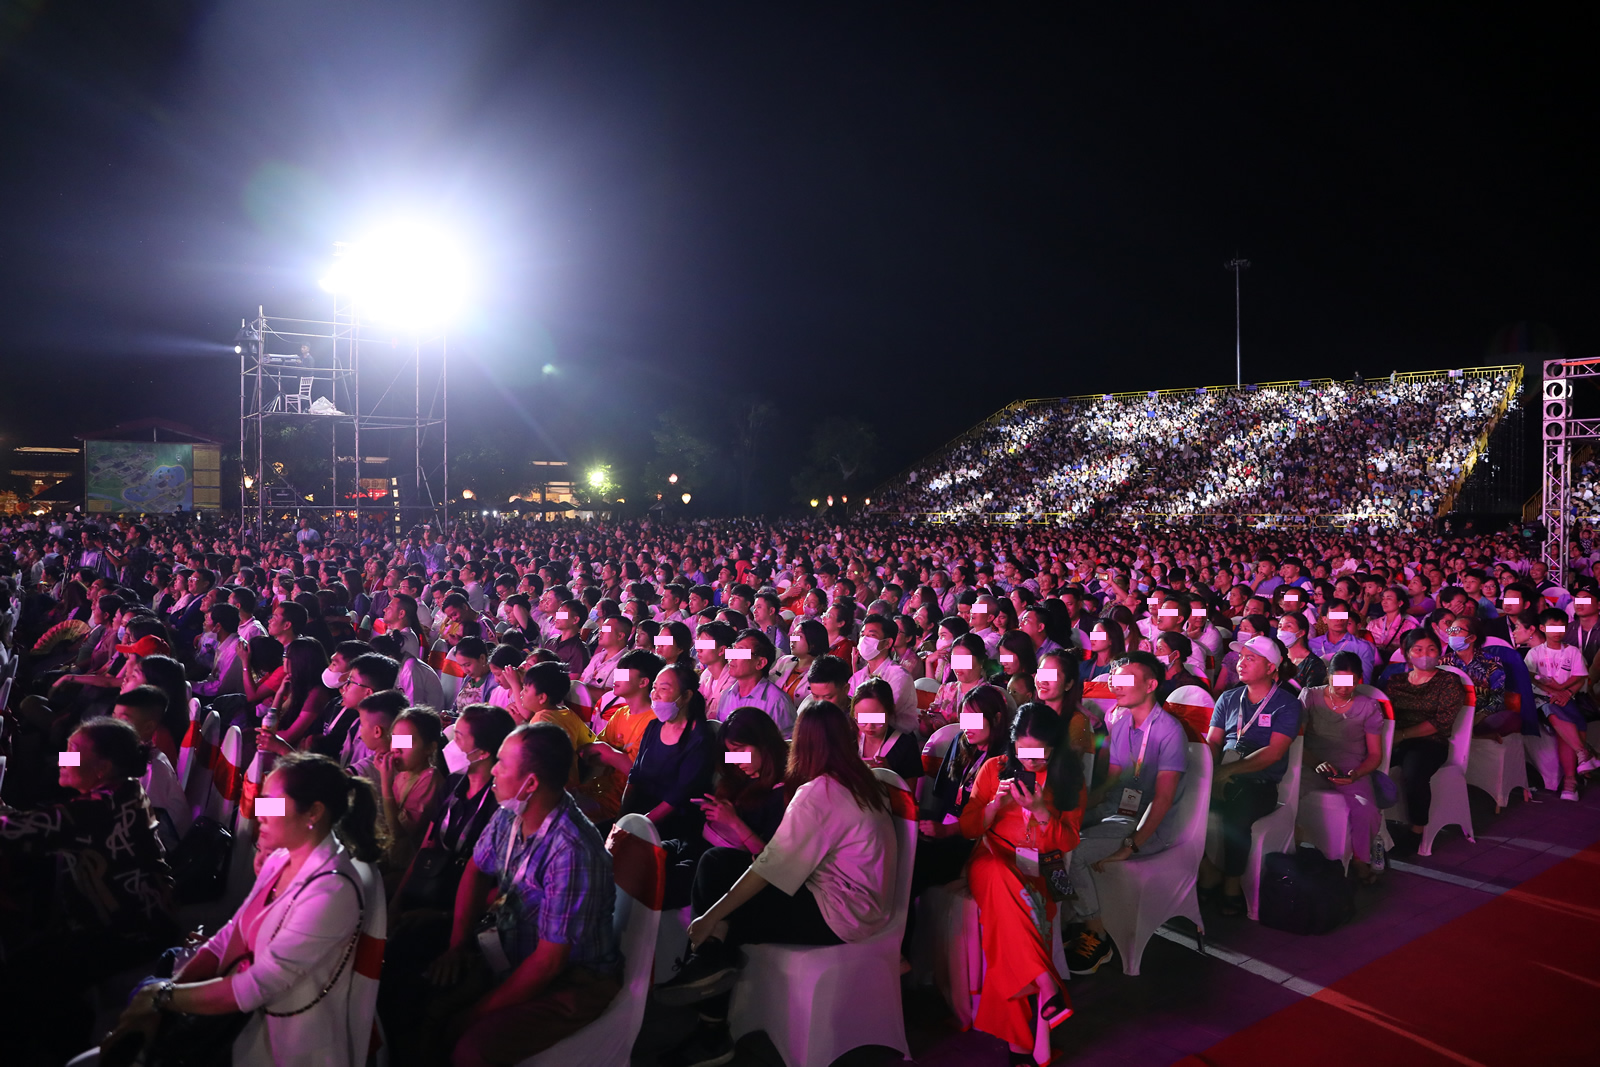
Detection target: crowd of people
<box><xmin>0</xmin><ymin>499</ymin><xmax>1595</xmax><ymax>1066</ymax></box>
<box><xmin>875</xmin><ymin>370</ymin><xmax>1519</xmax><ymax>525</ymax></box>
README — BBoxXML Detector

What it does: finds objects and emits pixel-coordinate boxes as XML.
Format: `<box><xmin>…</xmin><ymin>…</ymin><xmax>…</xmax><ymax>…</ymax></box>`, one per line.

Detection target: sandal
<box><xmin>1039</xmin><ymin>988</ymin><xmax>1072</xmax><ymax>1031</ymax></box>
<box><xmin>1219</xmin><ymin>893</ymin><xmax>1246</xmax><ymax>917</ymax></box>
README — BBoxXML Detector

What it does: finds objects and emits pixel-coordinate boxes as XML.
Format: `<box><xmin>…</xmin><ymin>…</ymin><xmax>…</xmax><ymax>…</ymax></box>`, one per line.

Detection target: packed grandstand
<box><xmin>873</xmin><ymin>366</ymin><xmax>1522</xmax><ymax>527</ymax></box>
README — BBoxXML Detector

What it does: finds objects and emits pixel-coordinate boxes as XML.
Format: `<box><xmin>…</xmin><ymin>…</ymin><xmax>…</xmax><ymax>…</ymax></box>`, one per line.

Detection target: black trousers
<box><xmin>1393</xmin><ymin>738</ymin><xmax>1449</xmax><ymax>826</ymax></box>
<box><xmin>1213</xmin><ymin>778</ymin><xmax>1280</xmax><ymax>877</ymax></box>
<box><xmin>691</xmin><ymin>846</ymin><xmax>843</xmax><ymax>949</ymax></box>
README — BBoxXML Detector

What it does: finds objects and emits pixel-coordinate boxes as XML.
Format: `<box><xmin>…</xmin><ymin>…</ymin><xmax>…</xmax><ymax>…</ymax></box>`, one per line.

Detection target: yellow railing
<box><xmin>1437</xmin><ymin>365</ymin><xmax>1524</xmax><ymax>515</ymax></box>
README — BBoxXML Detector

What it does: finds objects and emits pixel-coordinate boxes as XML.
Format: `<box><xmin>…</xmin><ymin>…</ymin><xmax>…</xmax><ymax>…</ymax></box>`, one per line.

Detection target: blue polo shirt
<box><xmin>1095</xmin><ymin>704</ymin><xmax>1189</xmax><ymax>824</ymax></box>
<box><xmin>1210</xmin><ymin>684</ymin><xmax>1303</xmax><ymax>783</ymax></box>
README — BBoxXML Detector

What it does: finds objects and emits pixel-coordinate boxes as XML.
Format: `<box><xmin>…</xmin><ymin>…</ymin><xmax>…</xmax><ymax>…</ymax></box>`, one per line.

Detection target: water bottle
<box><xmin>260</xmin><ymin>707</ymin><xmax>280</xmax><ymax>775</ymax></box>
<box><xmin>1370</xmin><ymin>835</ymin><xmax>1385</xmax><ymax>872</ymax></box>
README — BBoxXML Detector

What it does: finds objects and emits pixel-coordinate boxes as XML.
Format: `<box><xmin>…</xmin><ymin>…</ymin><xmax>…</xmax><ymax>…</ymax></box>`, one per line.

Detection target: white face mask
<box><xmin>322</xmin><ymin>666</ymin><xmax>348</xmax><ymax>689</ymax></box>
<box><xmin>442</xmin><ymin>737</ymin><xmax>475</xmax><ymax>775</ymax></box>
<box><xmin>499</xmin><ymin>774</ymin><xmax>534</xmax><ymax>817</ymax></box>
<box><xmin>652</xmin><ymin>699</ymin><xmax>680</xmax><ymax>723</ymax></box>
<box><xmin>858</xmin><ymin>635</ymin><xmax>882</xmax><ymax>661</ymax></box>
<box><xmin>936</xmin><ymin>634</ymin><xmax>954</xmax><ymax>651</ymax></box>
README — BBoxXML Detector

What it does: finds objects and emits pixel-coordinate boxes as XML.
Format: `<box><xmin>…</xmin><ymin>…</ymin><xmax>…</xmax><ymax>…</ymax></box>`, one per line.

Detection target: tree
<box><xmin>791</xmin><ymin>416</ymin><xmax>879</xmax><ymax>504</ymax></box>
<box><xmin>730</xmin><ymin>396</ymin><xmax>776</xmax><ymax>514</ymax></box>
<box><xmin>643</xmin><ymin>412</ymin><xmax>716</xmax><ymax>499</ymax></box>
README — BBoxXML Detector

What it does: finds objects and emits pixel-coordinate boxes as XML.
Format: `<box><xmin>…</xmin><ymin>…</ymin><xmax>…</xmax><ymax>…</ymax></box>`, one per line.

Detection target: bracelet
<box><xmin>151</xmin><ymin>979</ymin><xmax>177</xmax><ymax>1012</ymax></box>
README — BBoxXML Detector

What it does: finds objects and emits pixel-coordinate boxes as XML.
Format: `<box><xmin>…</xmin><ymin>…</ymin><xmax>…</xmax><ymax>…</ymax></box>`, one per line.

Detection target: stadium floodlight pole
<box><xmin>1226</xmin><ymin>257</ymin><xmax>1250</xmax><ymax>386</ymax></box>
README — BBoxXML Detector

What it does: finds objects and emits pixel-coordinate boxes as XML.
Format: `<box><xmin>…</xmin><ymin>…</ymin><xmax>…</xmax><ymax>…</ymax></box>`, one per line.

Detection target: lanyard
<box><xmin>502</xmin><ymin>805</ymin><xmax>554</xmax><ymax>890</ymax></box>
<box><xmin>1132</xmin><ymin>714</ymin><xmax>1154</xmax><ymax>777</ymax></box>
<box><xmin>1242</xmin><ymin>684</ymin><xmax>1278</xmax><ymax>731</ymax></box>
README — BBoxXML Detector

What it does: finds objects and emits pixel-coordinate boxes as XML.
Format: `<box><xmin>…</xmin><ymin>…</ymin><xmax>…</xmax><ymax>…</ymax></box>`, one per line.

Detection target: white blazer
<box><xmin>198</xmin><ymin>834</ymin><xmax>386</xmax><ymax>1067</ymax></box>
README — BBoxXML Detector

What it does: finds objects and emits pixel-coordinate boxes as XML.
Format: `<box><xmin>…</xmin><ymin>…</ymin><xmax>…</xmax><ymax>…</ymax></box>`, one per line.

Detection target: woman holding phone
<box><xmin>960</xmin><ymin>702</ymin><xmax>1086</xmax><ymax>1065</ymax></box>
<box><xmin>1299</xmin><ymin>652</ymin><xmax>1385</xmax><ymax>884</ymax></box>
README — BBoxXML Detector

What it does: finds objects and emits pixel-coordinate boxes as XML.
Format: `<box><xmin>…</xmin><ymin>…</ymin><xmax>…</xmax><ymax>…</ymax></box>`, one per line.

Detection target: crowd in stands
<box><xmin>0</xmin><ymin>501</ymin><xmax>1596</xmax><ymax>1067</ymax></box>
<box><xmin>877</xmin><ymin>370</ymin><xmax>1518</xmax><ymax>524</ymax></box>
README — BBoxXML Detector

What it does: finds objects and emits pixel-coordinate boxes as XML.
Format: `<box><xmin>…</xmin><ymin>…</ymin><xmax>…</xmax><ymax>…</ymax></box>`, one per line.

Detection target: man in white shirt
<box><xmin>712</xmin><ymin>630</ymin><xmax>797</xmax><ymax>736</ymax></box>
<box><xmin>113</xmin><ymin>686</ymin><xmax>192</xmax><ymax>850</ymax></box>
<box><xmin>193</xmin><ymin>603</ymin><xmax>246</xmax><ymax>699</ymax></box>
<box><xmin>579</xmin><ymin>615</ymin><xmax>630</xmax><ymax>703</ymax></box>
<box><xmin>848</xmin><ymin>614</ymin><xmax>918</xmax><ymax>734</ymax></box>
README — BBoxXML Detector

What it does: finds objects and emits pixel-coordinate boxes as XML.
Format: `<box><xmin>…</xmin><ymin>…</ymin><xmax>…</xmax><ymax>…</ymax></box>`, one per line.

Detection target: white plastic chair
<box><xmin>201</xmin><ymin>724</ymin><xmax>244</xmax><ymax>826</ymax></box>
<box><xmin>727</xmin><ymin>769</ymin><xmax>916</xmax><ymax>1067</ymax></box>
<box><xmin>1523</xmin><ymin>728</ymin><xmax>1564</xmax><ymax>791</ymax></box>
<box><xmin>181</xmin><ymin>710</ymin><xmax>222</xmax><ymax>820</ymax></box>
<box><xmin>1385</xmin><ymin>698</ymin><xmax>1476</xmax><ymax>856</ymax></box>
<box><xmin>1467</xmin><ymin>732</ymin><xmax>1529</xmax><ymax>812</ymax></box>
<box><xmin>1206</xmin><ymin>735</ymin><xmax>1304</xmax><ymax>921</ymax></box>
<box><xmin>1094</xmin><ymin>740</ymin><xmax>1212</xmax><ymax>976</ymax></box>
<box><xmin>913</xmin><ymin>675</ymin><xmax>940</xmax><ymax>712</ymax></box>
<box><xmin>350</xmin><ymin>855</ymin><xmax>389</xmax><ymax>1067</ymax></box>
<box><xmin>518</xmin><ymin>813</ymin><xmax>664</xmax><ymax>1067</ymax></box>
<box><xmin>1299</xmin><ymin>712</ymin><xmax>1395</xmax><ymax>871</ymax></box>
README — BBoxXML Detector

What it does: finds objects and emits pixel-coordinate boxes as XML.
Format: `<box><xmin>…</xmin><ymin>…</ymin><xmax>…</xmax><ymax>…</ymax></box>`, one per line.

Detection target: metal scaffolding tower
<box><xmin>1540</xmin><ymin>356</ymin><xmax>1600</xmax><ymax>584</ymax></box>
<box><xmin>238</xmin><ymin>297</ymin><xmax>448</xmax><ymax>540</ymax></box>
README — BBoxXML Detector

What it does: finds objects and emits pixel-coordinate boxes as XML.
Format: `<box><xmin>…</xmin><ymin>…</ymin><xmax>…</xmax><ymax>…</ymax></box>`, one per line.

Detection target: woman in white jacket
<box><xmin>101</xmin><ymin>753</ymin><xmax>388</xmax><ymax>1067</ymax></box>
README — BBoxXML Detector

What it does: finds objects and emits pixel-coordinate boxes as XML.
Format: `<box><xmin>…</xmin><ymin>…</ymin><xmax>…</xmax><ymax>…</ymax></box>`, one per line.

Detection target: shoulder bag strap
<box><xmin>260</xmin><ymin>868</ymin><xmax>365</xmax><ymax>1018</ymax></box>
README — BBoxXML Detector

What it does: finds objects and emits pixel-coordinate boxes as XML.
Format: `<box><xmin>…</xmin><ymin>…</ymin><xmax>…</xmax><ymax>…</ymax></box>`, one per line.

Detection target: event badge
<box><xmin>1257</xmin><ymin>712</ymin><xmax>1273</xmax><ymax>729</ymax></box>
<box><xmin>1015</xmin><ymin>847</ymin><xmax>1041</xmax><ymax>878</ymax></box>
<box><xmin>1117</xmin><ymin>787</ymin><xmax>1142</xmax><ymax>817</ymax></box>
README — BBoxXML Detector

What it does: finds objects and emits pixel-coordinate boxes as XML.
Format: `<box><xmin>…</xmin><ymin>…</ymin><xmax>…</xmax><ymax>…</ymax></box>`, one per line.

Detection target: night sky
<box><xmin>0</xmin><ymin>2</ymin><xmax>1593</xmax><ymax>510</ymax></box>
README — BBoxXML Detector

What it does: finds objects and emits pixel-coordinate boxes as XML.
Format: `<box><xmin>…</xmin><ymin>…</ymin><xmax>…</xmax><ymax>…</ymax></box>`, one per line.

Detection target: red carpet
<box><xmin>1179</xmin><ymin>844</ymin><xmax>1600</xmax><ymax>1067</ymax></box>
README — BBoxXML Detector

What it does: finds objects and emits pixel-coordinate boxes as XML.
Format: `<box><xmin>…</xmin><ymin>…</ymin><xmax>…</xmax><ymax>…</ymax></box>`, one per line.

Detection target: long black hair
<box><xmin>1010</xmin><ymin>701</ymin><xmax>1085</xmax><ymax>814</ymax></box>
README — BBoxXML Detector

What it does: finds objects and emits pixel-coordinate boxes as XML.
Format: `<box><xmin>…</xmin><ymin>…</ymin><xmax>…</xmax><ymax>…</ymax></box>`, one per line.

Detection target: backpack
<box><xmin>1258</xmin><ymin>844</ymin><xmax>1355</xmax><ymax>934</ymax></box>
<box><xmin>169</xmin><ymin>816</ymin><xmax>234</xmax><ymax>904</ymax></box>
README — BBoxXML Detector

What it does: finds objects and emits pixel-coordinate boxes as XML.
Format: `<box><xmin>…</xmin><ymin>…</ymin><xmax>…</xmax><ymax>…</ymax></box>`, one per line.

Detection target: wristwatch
<box><xmin>1122</xmin><ymin>835</ymin><xmax>1140</xmax><ymax>854</ymax></box>
<box><xmin>151</xmin><ymin>979</ymin><xmax>177</xmax><ymax>1011</ymax></box>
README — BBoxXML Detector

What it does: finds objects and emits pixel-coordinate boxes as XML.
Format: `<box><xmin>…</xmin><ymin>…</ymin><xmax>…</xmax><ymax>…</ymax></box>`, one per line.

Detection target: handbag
<box><xmin>1368</xmin><ymin>770</ymin><xmax>1399</xmax><ymax>809</ymax></box>
<box><xmin>106</xmin><ymin>869</ymin><xmax>365</xmax><ymax>1067</ymax></box>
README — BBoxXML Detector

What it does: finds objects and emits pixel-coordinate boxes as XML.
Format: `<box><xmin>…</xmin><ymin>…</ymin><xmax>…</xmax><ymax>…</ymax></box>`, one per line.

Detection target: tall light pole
<box><xmin>1226</xmin><ymin>256</ymin><xmax>1250</xmax><ymax>386</ymax></box>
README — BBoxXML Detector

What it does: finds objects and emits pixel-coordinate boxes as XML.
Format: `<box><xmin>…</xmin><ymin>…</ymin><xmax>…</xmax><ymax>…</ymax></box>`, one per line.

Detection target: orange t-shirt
<box><xmin>599</xmin><ymin>704</ymin><xmax>653</xmax><ymax>763</ymax></box>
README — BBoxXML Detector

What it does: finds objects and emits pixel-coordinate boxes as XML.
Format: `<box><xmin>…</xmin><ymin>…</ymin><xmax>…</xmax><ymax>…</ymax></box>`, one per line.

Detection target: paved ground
<box><xmin>634</xmin><ymin>778</ymin><xmax>1600</xmax><ymax>1066</ymax></box>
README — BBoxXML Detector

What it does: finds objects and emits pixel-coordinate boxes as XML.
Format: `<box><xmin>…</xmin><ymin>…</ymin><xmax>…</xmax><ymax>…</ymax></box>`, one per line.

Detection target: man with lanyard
<box><xmin>1062</xmin><ymin>651</ymin><xmax>1188</xmax><ymax>976</ymax></box>
<box><xmin>1199</xmin><ymin>635</ymin><xmax>1302</xmax><ymax>916</ymax></box>
<box><xmin>423</xmin><ymin>723</ymin><xmax>621</xmax><ymax>1065</ymax></box>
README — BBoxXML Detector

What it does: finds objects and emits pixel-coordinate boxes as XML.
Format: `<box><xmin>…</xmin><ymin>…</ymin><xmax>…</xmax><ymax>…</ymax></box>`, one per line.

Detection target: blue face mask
<box><xmin>651</xmin><ymin>699</ymin><xmax>680</xmax><ymax>723</ymax></box>
<box><xmin>1446</xmin><ymin>634</ymin><xmax>1469</xmax><ymax>651</ymax></box>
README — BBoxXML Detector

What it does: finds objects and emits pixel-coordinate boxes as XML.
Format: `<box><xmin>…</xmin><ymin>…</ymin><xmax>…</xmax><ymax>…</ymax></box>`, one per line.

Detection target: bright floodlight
<box><xmin>588</xmin><ymin>468</ymin><xmax>607</xmax><ymax>489</ymax></box>
<box><xmin>319</xmin><ymin>221</ymin><xmax>469</xmax><ymax>329</ymax></box>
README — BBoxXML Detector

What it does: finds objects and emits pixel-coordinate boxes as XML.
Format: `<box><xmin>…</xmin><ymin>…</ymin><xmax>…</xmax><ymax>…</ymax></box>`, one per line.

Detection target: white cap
<box><xmin>1230</xmin><ymin>635</ymin><xmax>1284</xmax><ymax>666</ymax></box>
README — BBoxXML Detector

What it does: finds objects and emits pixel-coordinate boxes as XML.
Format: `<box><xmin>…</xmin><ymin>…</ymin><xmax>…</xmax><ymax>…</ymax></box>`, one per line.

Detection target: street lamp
<box><xmin>668</xmin><ymin>473</ymin><xmax>679</xmax><ymax>485</ymax></box>
<box><xmin>681</xmin><ymin>493</ymin><xmax>692</xmax><ymax>505</ymax></box>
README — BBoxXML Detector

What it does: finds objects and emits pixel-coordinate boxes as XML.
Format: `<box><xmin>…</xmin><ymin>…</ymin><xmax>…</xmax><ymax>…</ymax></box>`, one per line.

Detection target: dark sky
<box><xmin>0</xmin><ymin>2</ymin><xmax>1594</xmax><ymax>509</ymax></box>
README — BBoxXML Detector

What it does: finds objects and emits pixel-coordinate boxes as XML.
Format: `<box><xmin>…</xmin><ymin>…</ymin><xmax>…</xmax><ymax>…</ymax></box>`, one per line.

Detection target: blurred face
<box><xmin>997</xmin><ymin>646</ymin><xmax>1021</xmax><ymax>676</ymax></box>
<box><xmin>695</xmin><ymin>636</ymin><xmax>725</xmax><ymax>669</ymax></box>
<box><xmin>1014</xmin><ymin>733</ymin><xmax>1052</xmax><ymax>774</ymax></box>
<box><xmin>950</xmin><ymin>643</ymin><xmax>982</xmax><ymax>682</ymax></box>
<box><xmin>727</xmin><ymin>636</ymin><xmax>764</xmax><ymax>680</ymax></box>
<box><xmin>1111</xmin><ymin>663</ymin><xmax>1157</xmax><ymax>708</ymax></box>
<box><xmin>391</xmin><ymin>719</ymin><xmax>430</xmax><ymax>772</ymax></box>
<box><xmin>254</xmin><ymin>770</ymin><xmax>320</xmax><ymax>854</ymax></box>
<box><xmin>1034</xmin><ymin>656</ymin><xmax>1068</xmax><ymax>702</ymax></box>
<box><xmin>59</xmin><ymin>731</ymin><xmax>113</xmax><ymax>794</ymax></box>
<box><xmin>960</xmin><ymin>707</ymin><xmax>991</xmax><ymax>746</ymax></box>
<box><xmin>854</xmin><ymin>696</ymin><xmax>889</xmax><ymax>738</ymax></box>
<box><xmin>725</xmin><ymin>738</ymin><xmax>762</xmax><ymax>778</ymax></box>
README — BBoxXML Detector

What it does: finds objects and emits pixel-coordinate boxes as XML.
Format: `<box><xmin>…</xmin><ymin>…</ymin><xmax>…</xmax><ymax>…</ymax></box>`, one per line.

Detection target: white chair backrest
<box><xmin>1279</xmin><ymin>734</ymin><xmax>1305</xmax><ymax>804</ymax></box>
<box><xmin>913</xmin><ymin>677</ymin><xmax>940</xmax><ymax>695</ymax></box>
<box><xmin>1167</xmin><ymin>742</ymin><xmax>1215</xmax><ymax>861</ymax></box>
<box><xmin>1446</xmin><ymin>696</ymin><xmax>1474</xmax><ymax>770</ymax></box>
<box><xmin>1378</xmin><ymin>717</ymin><xmax>1396</xmax><ymax>773</ymax></box>
<box><xmin>872</xmin><ymin>768</ymin><xmax>917</xmax><ymax>934</ymax></box>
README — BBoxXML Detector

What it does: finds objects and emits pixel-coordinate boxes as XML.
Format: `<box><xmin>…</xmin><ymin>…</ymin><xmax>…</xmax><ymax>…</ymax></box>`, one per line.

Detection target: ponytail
<box><xmin>274</xmin><ymin>752</ymin><xmax>389</xmax><ymax>864</ymax></box>
<box><xmin>340</xmin><ymin>771</ymin><xmax>386</xmax><ymax>863</ymax></box>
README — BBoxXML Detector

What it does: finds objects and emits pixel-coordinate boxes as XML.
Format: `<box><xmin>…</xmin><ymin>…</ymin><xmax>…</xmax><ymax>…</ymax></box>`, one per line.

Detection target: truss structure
<box><xmin>1540</xmin><ymin>357</ymin><xmax>1600</xmax><ymax>583</ymax></box>
<box><xmin>238</xmin><ymin>297</ymin><xmax>448</xmax><ymax>539</ymax></box>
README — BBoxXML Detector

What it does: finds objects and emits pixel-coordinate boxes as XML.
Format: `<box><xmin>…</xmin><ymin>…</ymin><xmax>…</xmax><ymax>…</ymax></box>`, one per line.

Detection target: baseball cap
<box><xmin>1229</xmin><ymin>635</ymin><xmax>1283</xmax><ymax>666</ymax></box>
<box><xmin>116</xmin><ymin>635</ymin><xmax>172</xmax><ymax>658</ymax></box>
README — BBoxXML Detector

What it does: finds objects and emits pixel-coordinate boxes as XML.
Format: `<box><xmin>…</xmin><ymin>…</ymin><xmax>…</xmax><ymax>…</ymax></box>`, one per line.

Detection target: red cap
<box><xmin>116</xmin><ymin>635</ymin><xmax>172</xmax><ymax>658</ymax></box>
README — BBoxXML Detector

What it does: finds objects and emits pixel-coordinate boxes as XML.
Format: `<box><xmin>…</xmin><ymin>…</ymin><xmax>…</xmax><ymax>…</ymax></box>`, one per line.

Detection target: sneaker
<box><xmin>654</xmin><ymin>940</ymin><xmax>741</xmax><ymax>1007</ymax></box>
<box><xmin>1063</xmin><ymin>929</ymin><xmax>1114</xmax><ymax>976</ymax></box>
<box><xmin>1577</xmin><ymin>754</ymin><xmax>1600</xmax><ymax>776</ymax></box>
<box><xmin>659</xmin><ymin>1025</ymin><xmax>736</xmax><ymax>1067</ymax></box>
<box><xmin>1561</xmin><ymin>782</ymin><xmax>1580</xmax><ymax>802</ymax></box>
